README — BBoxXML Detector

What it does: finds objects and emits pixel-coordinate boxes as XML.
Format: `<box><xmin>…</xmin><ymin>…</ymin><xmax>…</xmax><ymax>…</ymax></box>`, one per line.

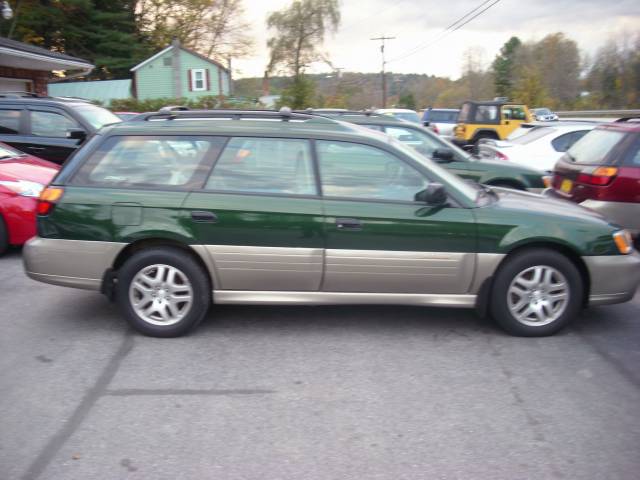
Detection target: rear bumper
<box><xmin>23</xmin><ymin>237</ymin><xmax>126</xmax><ymax>291</ymax></box>
<box><xmin>584</xmin><ymin>252</ymin><xmax>640</xmax><ymax>306</ymax></box>
<box><xmin>579</xmin><ymin>199</ymin><xmax>640</xmax><ymax>237</ymax></box>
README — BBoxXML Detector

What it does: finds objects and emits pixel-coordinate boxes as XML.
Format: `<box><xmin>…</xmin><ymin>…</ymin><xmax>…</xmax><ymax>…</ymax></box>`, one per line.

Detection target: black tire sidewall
<box><xmin>490</xmin><ymin>249</ymin><xmax>584</xmax><ymax>336</ymax></box>
<box><xmin>116</xmin><ymin>248</ymin><xmax>211</xmax><ymax>337</ymax></box>
<box><xmin>0</xmin><ymin>215</ymin><xmax>8</xmax><ymax>256</ymax></box>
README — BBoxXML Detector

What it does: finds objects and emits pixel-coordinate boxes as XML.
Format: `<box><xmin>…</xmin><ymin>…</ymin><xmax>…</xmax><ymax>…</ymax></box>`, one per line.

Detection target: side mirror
<box><xmin>66</xmin><ymin>128</ymin><xmax>87</xmax><ymax>141</ymax></box>
<box><xmin>415</xmin><ymin>183</ymin><xmax>447</xmax><ymax>205</ymax></box>
<box><xmin>432</xmin><ymin>148</ymin><xmax>454</xmax><ymax>163</ymax></box>
<box><xmin>423</xmin><ymin>121</ymin><xmax>430</xmax><ymax>127</ymax></box>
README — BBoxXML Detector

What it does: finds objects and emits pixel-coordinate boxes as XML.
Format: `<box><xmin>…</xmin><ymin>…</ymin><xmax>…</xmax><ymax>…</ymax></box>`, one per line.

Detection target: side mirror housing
<box><xmin>415</xmin><ymin>183</ymin><xmax>447</xmax><ymax>206</ymax></box>
<box><xmin>423</xmin><ymin>121</ymin><xmax>430</xmax><ymax>127</ymax></box>
<box><xmin>432</xmin><ymin>148</ymin><xmax>454</xmax><ymax>163</ymax></box>
<box><xmin>66</xmin><ymin>128</ymin><xmax>87</xmax><ymax>141</ymax></box>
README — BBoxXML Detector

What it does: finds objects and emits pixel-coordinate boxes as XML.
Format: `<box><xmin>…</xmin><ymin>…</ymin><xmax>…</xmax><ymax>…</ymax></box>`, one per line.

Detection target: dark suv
<box><xmin>0</xmin><ymin>92</ymin><xmax>121</xmax><ymax>164</ymax></box>
<box><xmin>23</xmin><ymin>109</ymin><xmax>640</xmax><ymax>338</ymax></box>
<box><xmin>549</xmin><ymin>119</ymin><xmax>640</xmax><ymax>240</ymax></box>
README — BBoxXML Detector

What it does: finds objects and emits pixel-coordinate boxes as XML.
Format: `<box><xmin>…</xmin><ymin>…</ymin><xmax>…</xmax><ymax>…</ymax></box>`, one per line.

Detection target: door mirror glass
<box><xmin>415</xmin><ymin>183</ymin><xmax>447</xmax><ymax>205</ymax></box>
<box><xmin>67</xmin><ymin>128</ymin><xmax>87</xmax><ymax>141</ymax></box>
<box><xmin>432</xmin><ymin>148</ymin><xmax>454</xmax><ymax>163</ymax></box>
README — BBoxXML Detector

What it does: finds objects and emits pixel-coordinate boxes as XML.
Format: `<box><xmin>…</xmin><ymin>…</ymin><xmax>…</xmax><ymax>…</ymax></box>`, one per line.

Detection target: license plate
<box><xmin>560</xmin><ymin>179</ymin><xmax>573</xmax><ymax>193</ymax></box>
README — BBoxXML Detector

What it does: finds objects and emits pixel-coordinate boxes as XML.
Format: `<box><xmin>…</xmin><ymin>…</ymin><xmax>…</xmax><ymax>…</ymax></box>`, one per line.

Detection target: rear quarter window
<box><xmin>71</xmin><ymin>135</ymin><xmax>225</xmax><ymax>189</ymax></box>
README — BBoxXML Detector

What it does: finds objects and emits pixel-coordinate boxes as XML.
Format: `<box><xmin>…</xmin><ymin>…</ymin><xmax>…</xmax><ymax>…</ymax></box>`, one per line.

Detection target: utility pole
<box><xmin>370</xmin><ymin>35</ymin><xmax>395</xmax><ymax>108</ymax></box>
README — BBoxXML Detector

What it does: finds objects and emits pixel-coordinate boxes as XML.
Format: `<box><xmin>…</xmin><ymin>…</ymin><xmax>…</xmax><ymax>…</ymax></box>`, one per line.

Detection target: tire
<box><xmin>0</xmin><ymin>215</ymin><xmax>8</xmax><ymax>256</ymax></box>
<box><xmin>490</xmin><ymin>249</ymin><xmax>584</xmax><ymax>336</ymax></box>
<box><xmin>116</xmin><ymin>248</ymin><xmax>211</xmax><ymax>337</ymax></box>
<box><xmin>488</xmin><ymin>181</ymin><xmax>525</xmax><ymax>191</ymax></box>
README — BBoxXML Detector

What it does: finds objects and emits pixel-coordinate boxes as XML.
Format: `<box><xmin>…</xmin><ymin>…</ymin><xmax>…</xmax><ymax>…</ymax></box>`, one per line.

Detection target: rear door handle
<box><xmin>335</xmin><ymin>217</ymin><xmax>362</xmax><ymax>230</ymax></box>
<box><xmin>191</xmin><ymin>211</ymin><xmax>218</xmax><ymax>223</ymax></box>
<box><xmin>26</xmin><ymin>146</ymin><xmax>45</xmax><ymax>151</ymax></box>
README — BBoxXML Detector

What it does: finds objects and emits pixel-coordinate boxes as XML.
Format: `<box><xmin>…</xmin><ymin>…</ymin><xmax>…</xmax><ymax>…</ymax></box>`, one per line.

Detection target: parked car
<box><xmin>453</xmin><ymin>100</ymin><xmax>533</xmax><ymax>148</ymax></box>
<box><xmin>548</xmin><ymin>119</ymin><xmax>640</xmax><ymax>240</ymax></box>
<box><xmin>0</xmin><ymin>92</ymin><xmax>122</xmax><ymax>164</ymax></box>
<box><xmin>310</xmin><ymin>110</ymin><xmax>547</xmax><ymax>192</ymax></box>
<box><xmin>0</xmin><ymin>142</ymin><xmax>59</xmax><ymax>255</ymax></box>
<box><xmin>478</xmin><ymin>122</ymin><xmax>597</xmax><ymax>173</ymax></box>
<box><xmin>23</xmin><ymin>108</ymin><xmax>639</xmax><ymax>338</ymax></box>
<box><xmin>421</xmin><ymin>108</ymin><xmax>460</xmax><ymax>138</ymax></box>
<box><xmin>374</xmin><ymin>108</ymin><xmax>421</xmax><ymax>124</ymax></box>
<box><xmin>533</xmin><ymin>108</ymin><xmax>559</xmax><ymax>122</ymax></box>
<box><xmin>115</xmin><ymin>111</ymin><xmax>140</xmax><ymax>121</ymax></box>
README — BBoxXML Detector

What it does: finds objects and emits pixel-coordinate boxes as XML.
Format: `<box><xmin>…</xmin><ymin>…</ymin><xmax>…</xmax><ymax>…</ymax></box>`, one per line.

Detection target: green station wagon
<box><xmin>23</xmin><ymin>109</ymin><xmax>640</xmax><ymax>337</ymax></box>
<box><xmin>306</xmin><ymin>110</ymin><xmax>549</xmax><ymax>192</ymax></box>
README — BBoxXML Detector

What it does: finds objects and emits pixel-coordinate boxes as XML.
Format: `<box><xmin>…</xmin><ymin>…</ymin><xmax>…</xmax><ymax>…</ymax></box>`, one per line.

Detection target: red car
<box><xmin>549</xmin><ymin>119</ymin><xmax>640</xmax><ymax>242</ymax></box>
<box><xmin>0</xmin><ymin>143</ymin><xmax>59</xmax><ymax>255</ymax></box>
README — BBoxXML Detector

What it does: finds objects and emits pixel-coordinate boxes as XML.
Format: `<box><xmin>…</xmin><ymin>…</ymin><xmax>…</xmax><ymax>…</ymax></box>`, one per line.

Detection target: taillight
<box><xmin>494</xmin><ymin>150</ymin><xmax>509</xmax><ymax>161</ymax></box>
<box><xmin>577</xmin><ymin>166</ymin><xmax>618</xmax><ymax>186</ymax></box>
<box><xmin>37</xmin><ymin>187</ymin><xmax>64</xmax><ymax>215</ymax></box>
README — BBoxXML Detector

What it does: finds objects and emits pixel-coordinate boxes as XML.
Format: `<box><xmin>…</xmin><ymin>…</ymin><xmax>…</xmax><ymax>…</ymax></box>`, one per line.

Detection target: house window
<box><xmin>190</xmin><ymin>69</ymin><xmax>207</xmax><ymax>91</ymax></box>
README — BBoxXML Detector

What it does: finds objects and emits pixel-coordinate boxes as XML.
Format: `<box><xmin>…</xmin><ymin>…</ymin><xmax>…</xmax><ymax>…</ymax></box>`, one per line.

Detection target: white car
<box><xmin>374</xmin><ymin>108</ymin><xmax>421</xmax><ymax>124</ymax></box>
<box><xmin>477</xmin><ymin>122</ymin><xmax>597</xmax><ymax>172</ymax></box>
<box><xmin>533</xmin><ymin>107</ymin><xmax>559</xmax><ymax>121</ymax></box>
<box><xmin>421</xmin><ymin>108</ymin><xmax>460</xmax><ymax>139</ymax></box>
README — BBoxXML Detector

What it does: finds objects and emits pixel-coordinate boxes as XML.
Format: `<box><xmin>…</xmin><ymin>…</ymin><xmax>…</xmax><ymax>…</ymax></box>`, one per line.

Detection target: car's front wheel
<box><xmin>0</xmin><ymin>216</ymin><xmax>8</xmax><ymax>256</ymax></box>
<box><xmin>116</xmin><ymin>248</ymin><xmax>211</xmax><ymax>337</ymax></box>
<box><xmin>490</xmin><ymin>249</ymin><xmax>584</xmax><ymax>336</ymax></box>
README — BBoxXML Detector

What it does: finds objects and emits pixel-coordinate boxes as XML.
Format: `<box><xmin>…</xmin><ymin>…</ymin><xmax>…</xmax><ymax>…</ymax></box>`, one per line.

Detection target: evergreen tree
<box><xmin>492</xmin><ymin>37</ymin><xmax>521</xmax><ymax>99</ymax></box>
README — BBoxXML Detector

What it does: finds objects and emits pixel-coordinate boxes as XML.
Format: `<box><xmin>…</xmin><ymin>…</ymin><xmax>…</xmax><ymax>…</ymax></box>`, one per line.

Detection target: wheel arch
<box><xmin>476</xmin><ymin>240</ymin><xmax>591</xmax><ymax>316</ymax></box>
<box><xmin>484</xmin><ymin>178</ymin><xmax>527</xmax><ymax>190</ymax></box>
<box><xmin>102</xmin><ymin>238</ymin><xmax>213</xmax><ymax>299</ymax></box>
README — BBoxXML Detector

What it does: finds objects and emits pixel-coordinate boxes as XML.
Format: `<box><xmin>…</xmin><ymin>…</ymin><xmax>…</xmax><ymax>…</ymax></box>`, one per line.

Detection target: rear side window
<box><xmin>205</xmin><ymin>137</ymin><xmax>316</xmax><ymax>195</ymax></box>
<box><xmin>624</xmin><ymin>136</ymin><xmax>640</xmax><ymax>166</ymax></box>
<box><xmin>473</xmin><ymin>105</ymin><xmax>498</xmax><ymax>123</ymax></box>
<box><xmin>426</xmin><ymin>110</ymin><xmax>458</xmax><ymax>123</ymax></box>
<box><xmin>0</xmin><ymin>109</ymin><xmax>21</xmax><ymax>134</ymax></box>
<box><xmin>566</xmin><ymin>129</ymin><xmax>626</xmax><ymax>164</ymax></box>
<box><xmin>30</xmin><ymin>110</ymin><xmax>79</xmax><ymax>137</ymax></box>
<box><xmin>551</xmin><ymin>130</ymin><xmax>589</xmax><ymax>152</ymax></box>
<box><xmin>73</xmin><ymin>136</ymin><xmax>223</xmax><ymax>188</ymax></box>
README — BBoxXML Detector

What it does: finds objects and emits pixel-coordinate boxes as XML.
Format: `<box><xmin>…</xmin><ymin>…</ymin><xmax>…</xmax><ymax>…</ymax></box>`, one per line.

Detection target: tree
<box><xmin>266</xmin><ymin>0</ymin><xmax>340</xmax><ymax>108</ymax></box>
<box><xmin>491</xmin><ymin>36</ymin><xmax>521</xmax><ymax>98</ymax></box>
<box><xmin>135</xmin><ymin>0</ymin><xmax>253</xmax><ymax>62</ymax></box>
<box><xmin>397</xmin><ymin>92</ymin><xmax>416</xmax><ymax>110</ymax></box>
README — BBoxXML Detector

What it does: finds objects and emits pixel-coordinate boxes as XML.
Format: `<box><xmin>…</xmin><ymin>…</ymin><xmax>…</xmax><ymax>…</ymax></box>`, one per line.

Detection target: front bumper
<box><xmin>23</xmin><ymin>237</ymin><xmax>126</xmax><ymax>291</ymax></box>
<box><xmin>584</xmin><ymin>252</ymin><xmax>640</xmax><ymax>306</ymax></box>
<box><xmin>1</xmin><ymin>196</ymin><xmax>38</xmax><ymax>245</ymax></box>
<box><xmin>579</xmin><ymin>199</ymin><xmax>640</xmax><ymax>238</ymax></box>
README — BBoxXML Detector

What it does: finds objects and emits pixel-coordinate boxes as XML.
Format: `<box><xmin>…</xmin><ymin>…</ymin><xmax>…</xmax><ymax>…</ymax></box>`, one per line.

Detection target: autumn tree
<box><xmin>266</xmin><ymin>0</ymin><xmax>340</xmax><ymax>108</ymax></box>
<box><xmin>136</xmin><ymin>0</ymin><xmax>253</xmax><ymax>62</ymax></box>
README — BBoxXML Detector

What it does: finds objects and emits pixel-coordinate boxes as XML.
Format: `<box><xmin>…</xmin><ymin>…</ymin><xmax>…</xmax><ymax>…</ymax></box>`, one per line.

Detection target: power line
<box><xmin>388</xmin><ymin>0</ymin><xmax>502</xmax><ymax>64</ymax></box>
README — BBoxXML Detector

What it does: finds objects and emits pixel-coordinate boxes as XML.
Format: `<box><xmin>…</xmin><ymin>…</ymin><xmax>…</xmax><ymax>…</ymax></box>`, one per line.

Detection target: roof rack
<box><xmin>131</xmin><ymin>106</ymin><xmax>337</xmax><ymax>123</ymax></box>
<box><xmin>615</xmin><ymin>116</ymin><xmax>640</xmax><ymax>123</ymax></box>
<box><xmin>0</xmin><ymin>91</ymin><xmax>44</xmax><ymax>98</ymax></box>
<box><xmin>299</xmin><ymin>108</ymin><xmax>381</xmax><ymax>118</ymax></box>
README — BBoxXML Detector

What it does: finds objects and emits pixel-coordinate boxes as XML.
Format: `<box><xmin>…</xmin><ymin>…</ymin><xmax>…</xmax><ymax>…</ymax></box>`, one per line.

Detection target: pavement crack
<box><xmin>105</xmin><ymin>388</ymin><xmax>276</xmax><ymax>396</ymax></box>
<box><xmin>21</xmin><ymin>333</ymin><xmax>135</xmax><ymax>480</ymax></box>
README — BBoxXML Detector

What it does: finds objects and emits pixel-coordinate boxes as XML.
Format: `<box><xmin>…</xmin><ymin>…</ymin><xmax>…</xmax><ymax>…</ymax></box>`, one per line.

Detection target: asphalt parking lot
<box><xmin>1</xmin><ymin>248</ymin><xmax>639</xmax><ymax>480</ymax></box>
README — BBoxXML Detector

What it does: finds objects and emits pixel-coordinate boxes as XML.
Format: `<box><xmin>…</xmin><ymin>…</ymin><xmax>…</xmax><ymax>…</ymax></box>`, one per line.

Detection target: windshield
<box><xmin>0</xmin><ymin>143</ymin><xmax>22</xmax><ymax>159</ymax></box>
<box><xmin>535</xmin><ymin>108</ymin><xmax>551</xmax><ymax>115</ymax></box>
<box><xmin>426</xmin><ymin>110</ymin><xmax>459</xmax><ymax>123</ymax></box>
<box><xmin>74</xmin><ymin>104</ymin><xmax>122</xmax><ymax>130</ymax></box>
<box><xmin>383</xmin><ymin>124</ymin><xmax>470</xmax><ymax>162</ymax></box>
<box><xmin>506</xmin><ymin>124</ymin><xmax>539</xmax><ymax>140</ymax></box>
<box><xmin>511</xmin><ymin>127</ymin><xmax>555</xmax><ymax>145</ymax></box>
<box><xmin>390</xmin><ymin>112</ymin><xmax>420</xmax><ymax>123</ymax></box>
<box><xmin>565</xmin><ymin>128</ymin><xmax>625</xmax><ymax>164</ymax></box>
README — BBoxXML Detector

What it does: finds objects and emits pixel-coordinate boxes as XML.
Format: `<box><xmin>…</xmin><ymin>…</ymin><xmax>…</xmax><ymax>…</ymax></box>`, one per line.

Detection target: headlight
<box><xmin>613</xmin><ymin>230</ymin><xmax>633</xmax><ymax>255</ymax></box>
<box><xmin>0</xmin><ymin>179</ymin><xmax>45</xmax><ymax>197</ymax></box>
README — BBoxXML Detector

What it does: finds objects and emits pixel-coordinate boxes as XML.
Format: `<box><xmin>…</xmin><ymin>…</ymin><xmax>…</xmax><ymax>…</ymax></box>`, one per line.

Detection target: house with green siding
<box><xmin>131</xmin><ymin>40</ymin><xmax>231</xmax><ymax>101</ymax></box>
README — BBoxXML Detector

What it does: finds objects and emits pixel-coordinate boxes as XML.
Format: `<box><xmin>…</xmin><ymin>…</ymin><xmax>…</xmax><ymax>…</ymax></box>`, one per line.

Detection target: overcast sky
<box><xmin>232</xmin><ymin>0</ymin><xmax>639</xmax><ymax>79</ymax></box>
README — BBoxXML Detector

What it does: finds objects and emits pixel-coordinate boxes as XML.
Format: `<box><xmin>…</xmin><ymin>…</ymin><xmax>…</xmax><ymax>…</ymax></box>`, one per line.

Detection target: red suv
<box><xmin>549</xmin><ymin>119</ymin><xmax>640</xmax><ymax>242</ymax></box>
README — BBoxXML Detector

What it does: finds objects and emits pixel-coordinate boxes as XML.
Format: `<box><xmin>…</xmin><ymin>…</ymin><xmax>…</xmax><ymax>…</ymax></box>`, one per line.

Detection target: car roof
<box><xmin>425</xmin><ymin>108</ymin><xmax>459</xmax><ymax>111</ymax></box>
<box><xmin>0</xmin><ymin>93</ymin><xmax>93</xmax><ymax>105</ymax></box>
<box><xmin>375</xmin><ymin>108</ymin><xmax>417</xmax><ymax>113</ymax></box>
<box><xmin>596</xmin><ymin>119</ymin><xmax>640</xmax><ymax>133</ymax></box>
<box><xmin>462</xmin><ymin>100</ymin><xmax>524</xmax><ymax>107</ymax></box>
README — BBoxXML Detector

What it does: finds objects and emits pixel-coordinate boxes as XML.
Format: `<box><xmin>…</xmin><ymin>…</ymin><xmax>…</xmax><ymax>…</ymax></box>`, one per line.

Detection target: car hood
<box><xmin>470</xmin><ymin>157</ymin><xmax>541</xmax><ymax>175</ymax></box>
<box><xmin>491</xmin><ymin>187</ymin><xmax>607</xmax><ymax>224</ymax></box>
<box><xmin>0</xmin><ymin>155</ymin><xmax>60</xmax><ymax>184</ymax></box>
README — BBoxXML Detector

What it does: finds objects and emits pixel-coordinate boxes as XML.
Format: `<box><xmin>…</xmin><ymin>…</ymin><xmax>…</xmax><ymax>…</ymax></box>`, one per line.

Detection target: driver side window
<box><xmin>316</xmin><ymin>140</ymin><xmax>429</xmax><ymax>202</ymax></box>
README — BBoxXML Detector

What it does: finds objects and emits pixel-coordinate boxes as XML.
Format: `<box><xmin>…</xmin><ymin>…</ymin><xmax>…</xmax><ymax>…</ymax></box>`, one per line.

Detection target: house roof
<box><xmin>130</xmin><ymin>43</ymin><xmax>229</xmax><ymax>73</ymax></box>
<box><xmin>0</xmin><ymin>37</ymin><xmax>94</xmax><ymax>71</ymax></box>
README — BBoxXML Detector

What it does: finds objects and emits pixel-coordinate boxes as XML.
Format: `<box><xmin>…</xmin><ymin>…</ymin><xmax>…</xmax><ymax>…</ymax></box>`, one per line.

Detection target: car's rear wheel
<box><xmin>490</xmin><ymin>249</ymin><xmax>584</xmax><ymax>336</ymax></box>
<box><xmin>116</xmin><ymin>248</ymin><xmax>211</xmax><ymax>337</ymax></box>
<box><xmin>0</xmin><ymin>215</ymin><xmax>8</xmax><ymax>256</ymax></box>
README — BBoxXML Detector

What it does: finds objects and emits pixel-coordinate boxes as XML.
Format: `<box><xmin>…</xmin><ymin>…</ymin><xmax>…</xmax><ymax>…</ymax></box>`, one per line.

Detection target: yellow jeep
<box><xmin>453</xmin><ymin>100</ymin><xmax>533</xmax><ymax>148</ymax></box>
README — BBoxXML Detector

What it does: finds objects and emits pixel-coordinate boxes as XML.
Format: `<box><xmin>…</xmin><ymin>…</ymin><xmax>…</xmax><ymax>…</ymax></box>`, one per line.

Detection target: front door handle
<box><xmin>191</xmin><ymin>211</ymin><xmax>218</xmax><ymax>223</ymax></box>
<box><xmin>27</xmin><ymin>146</ymin><xmax>45</xmax><ymax>151</ymax></box>
<box><xmin>336</xmin><ymin>217</ymin><xmax>362</xmax><ymax>230</ymax></box>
